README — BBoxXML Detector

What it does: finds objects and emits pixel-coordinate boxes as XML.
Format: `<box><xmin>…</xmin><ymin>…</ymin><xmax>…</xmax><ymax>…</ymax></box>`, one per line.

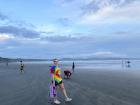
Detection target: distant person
<box><xmin>20</xmin><ymin>61</ymin><xmax>24</xmax><ymax>73</ymax></box>
<box><xmin>126</xmin><ymin>60</ymin><xmax>131</xmax><ymax>68</ymax></box>
<box><xmin>72</xmin><ymin>61</ymin><xmax>75</xmax><ymax>73</ymax></box>
<box><xmin>50</xmin><ymin>59</ymin><xmax>72</xmax><ymax>104</ymax></box>
<box><xmin>6</xmin><ymin>61</ymin><xmax>8</xmax><ymax>66</ymax></box>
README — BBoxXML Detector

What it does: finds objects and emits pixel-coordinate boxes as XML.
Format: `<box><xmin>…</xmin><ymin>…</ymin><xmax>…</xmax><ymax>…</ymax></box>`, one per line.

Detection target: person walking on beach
<box><xmin>126</xmin><ymin>60</ymin><xmax>131</xmax><ymax>68</ymax></box>
<box><xmin>50</xmin><ymin>59</ymin><xmax>72</xmax><ymax>104</ymax></box>
<box><xmin>20</xmin><ymin>60</ymin><xmax>24</xmax><ymax>73</ymax></box>
<box><xmin>6</xmin><ymin>61</ymin><xmax>8</xmax><ymax>66</ymax></box>
<box><xmin>72</xmin><ymin>61</ymin><xmax>75</xmax><ymax>73</ymax></box>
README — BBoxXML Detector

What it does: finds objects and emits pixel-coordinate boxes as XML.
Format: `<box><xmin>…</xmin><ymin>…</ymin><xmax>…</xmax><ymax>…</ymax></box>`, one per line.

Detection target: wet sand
<box><xmin>0</xmin><ymin>63</ymin><xmax>140</xmax><ymax>105</ymax></box>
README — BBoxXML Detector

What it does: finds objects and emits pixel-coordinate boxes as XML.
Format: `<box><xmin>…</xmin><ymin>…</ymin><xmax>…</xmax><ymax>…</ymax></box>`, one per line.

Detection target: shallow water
<box><xmin>5</xmin><ymin>59</ymin><xmax>140</xmax><ymax>70</ymax></box>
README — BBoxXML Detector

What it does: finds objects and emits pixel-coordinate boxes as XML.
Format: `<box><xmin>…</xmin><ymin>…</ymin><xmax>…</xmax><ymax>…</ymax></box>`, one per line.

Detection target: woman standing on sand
<box><xmin>50</xmin><ymin>59</ymin><xmax>72</xmax><ymax>104</ymax></box>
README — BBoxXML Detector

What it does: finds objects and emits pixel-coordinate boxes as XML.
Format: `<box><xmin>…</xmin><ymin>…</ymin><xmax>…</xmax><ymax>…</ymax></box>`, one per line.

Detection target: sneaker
<box><xmin>54</xmin><ymin>99</ymin><xmax>61</xmax><ymax>104</ymax></box>
<box><xmin>65</xmin><ymin>97</ymin><xmax>72</xmax><ymax>102</ymax></box>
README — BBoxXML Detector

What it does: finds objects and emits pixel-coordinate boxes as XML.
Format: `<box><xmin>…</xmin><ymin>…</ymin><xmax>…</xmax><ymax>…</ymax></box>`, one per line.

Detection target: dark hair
<box><xmin>53</xmin><ymin>58</ymin><xmax>59</xmax><ymax>62</ymax></box>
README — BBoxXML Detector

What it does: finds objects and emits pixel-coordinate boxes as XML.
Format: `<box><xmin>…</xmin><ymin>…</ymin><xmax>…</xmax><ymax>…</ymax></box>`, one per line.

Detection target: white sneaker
<box><xmin>54</xmin><ymin>99</ymin><xmax>61</xmax><ymax>104</ymax></box>
<box><xmin>65</xmin><ymin>97</ymin><xmax>72</xmax><ymax>102</ymax></box>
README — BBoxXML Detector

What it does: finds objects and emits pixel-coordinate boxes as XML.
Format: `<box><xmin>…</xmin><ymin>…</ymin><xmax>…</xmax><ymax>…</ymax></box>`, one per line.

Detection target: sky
<box><xmin>0</xmin><ymin>0</ymin><xmax>140</xmax><ymax>59</ymax></box>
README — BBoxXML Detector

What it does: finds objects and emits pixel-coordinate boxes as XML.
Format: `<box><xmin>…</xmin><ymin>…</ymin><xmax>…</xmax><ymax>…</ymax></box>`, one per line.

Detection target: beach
<box><xmin>0</xmin><ymin>62</ymin><xmax>140</xmax><ymax>105</ymax></box>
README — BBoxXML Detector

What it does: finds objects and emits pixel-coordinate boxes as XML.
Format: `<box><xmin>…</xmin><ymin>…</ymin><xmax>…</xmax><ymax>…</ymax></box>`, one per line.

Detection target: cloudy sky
<box><xmin>0</xmin><ymin>0</ymin><xmax>140</xmax><ymax>59</ymax></box>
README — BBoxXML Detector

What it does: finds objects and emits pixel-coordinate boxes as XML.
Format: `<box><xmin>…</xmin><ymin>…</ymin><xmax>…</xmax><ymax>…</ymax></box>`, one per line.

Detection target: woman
<box><xmin>50</xmin><ymin>59</ymin><xmax>72</xmax><ymax>104</ymax></box>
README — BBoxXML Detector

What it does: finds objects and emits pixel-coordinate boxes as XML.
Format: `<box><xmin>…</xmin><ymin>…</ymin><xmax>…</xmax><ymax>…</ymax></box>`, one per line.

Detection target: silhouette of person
<box><xmin>72</xmin><ymin>62</ymin><xmax>75</xmax><ymax>73</ymax></box>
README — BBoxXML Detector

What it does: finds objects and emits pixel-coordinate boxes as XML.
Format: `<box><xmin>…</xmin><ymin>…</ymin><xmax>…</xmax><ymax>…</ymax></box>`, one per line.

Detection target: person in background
<box><xmin>72</xmin><ymin>61</ymin><xmax>75</xmax><ymax>73</ymax></box>
<box><xmin>126</xmin><ymin>60</ymin><xmax>131</xmax><ymax>68</ymax></box>
<box><xmin>50</xmin><ymin>59</ymin><xmax>72</xmax><ymax>104</ymax></box>
<box><xmin>20</xmin><ymin>60</ymin><xmax>24</xmax><ymax>73</ymax></box>
<box><xmin>6</xmin><ymin>61</ymin><xmax>8</xmax><ymax>66</ymax></box>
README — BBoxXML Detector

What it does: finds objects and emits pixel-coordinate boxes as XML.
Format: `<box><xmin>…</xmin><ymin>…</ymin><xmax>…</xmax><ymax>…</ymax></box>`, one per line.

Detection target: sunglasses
<box><xmin>54</xmin><ymin>60</ymin><xmax>58</xmax><ymax>62</ymax></box>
